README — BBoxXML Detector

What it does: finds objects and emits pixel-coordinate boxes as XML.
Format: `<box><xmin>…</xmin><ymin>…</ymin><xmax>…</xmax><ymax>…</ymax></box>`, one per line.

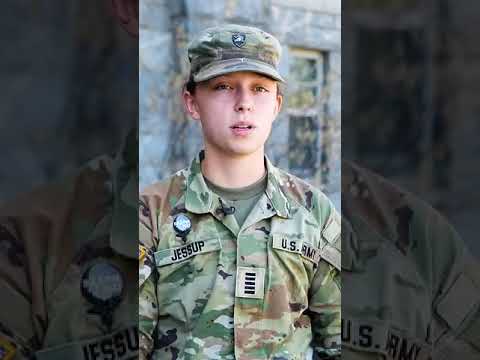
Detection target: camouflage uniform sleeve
<box><xmin>139</xmin><ymin>196</ymin><xmax>159</xmax><ymax>360</ymax></box>
<box><xmin>309</xmin><ymin>203</ymin><xmax>341</xmax><ymax>359</ymax></box>
<box><xmin>427</xmin><ymin>210</ymin><xmax>480</xmax><ymax>359</ymax></box>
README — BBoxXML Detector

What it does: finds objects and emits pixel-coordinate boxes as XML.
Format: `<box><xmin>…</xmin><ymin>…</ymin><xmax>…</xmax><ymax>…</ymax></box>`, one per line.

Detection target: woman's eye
<box><xmin>214</xmin><ymin>84</ymin><xmax>232</xmax><ymax>90</ymax></box>
<box><xmin>255</xmin><ymin>86</ymin><xmax>269</xmax><ymax>92</ymax></box>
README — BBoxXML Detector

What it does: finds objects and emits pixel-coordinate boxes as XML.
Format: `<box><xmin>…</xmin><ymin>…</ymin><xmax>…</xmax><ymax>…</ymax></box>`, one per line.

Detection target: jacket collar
<box><xmin>184</xmin><ymin>151</ymin><xmax>291</xmax><ymax>219</ymax></box>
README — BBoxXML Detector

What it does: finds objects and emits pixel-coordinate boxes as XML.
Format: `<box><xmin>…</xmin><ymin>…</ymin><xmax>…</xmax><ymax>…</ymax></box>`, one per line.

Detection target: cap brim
<box><xmin>193</xmin><ymin>58</ymin><xmax>285</xmax><ymax>83</ymax></box>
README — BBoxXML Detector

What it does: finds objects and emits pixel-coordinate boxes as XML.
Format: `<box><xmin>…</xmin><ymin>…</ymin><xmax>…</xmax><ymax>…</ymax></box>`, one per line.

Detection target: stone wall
<box><xmin>139</xmin><ymin>0</ymin><xmax>342</xmax><ymax>203</ymax></box>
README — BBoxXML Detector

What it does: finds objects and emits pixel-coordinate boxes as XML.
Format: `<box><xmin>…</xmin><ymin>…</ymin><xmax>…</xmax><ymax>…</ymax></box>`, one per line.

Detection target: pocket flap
<box><xmin>322</xmin><ymin>210</ymin><xmax>341</xmax><ymax>244</ymax></box>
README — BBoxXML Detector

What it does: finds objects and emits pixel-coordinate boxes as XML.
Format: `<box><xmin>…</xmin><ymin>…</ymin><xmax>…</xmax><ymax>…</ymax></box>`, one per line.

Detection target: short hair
<box><xmin>185</xmin><ymin>74</ymin><xmax>196</xmax><ymax>94</ymax></box>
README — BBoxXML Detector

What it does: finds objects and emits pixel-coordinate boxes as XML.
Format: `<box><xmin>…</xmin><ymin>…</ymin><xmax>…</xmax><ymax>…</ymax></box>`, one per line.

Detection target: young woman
<box><xmin>139</xmin><ymin>24</ymin><xmax>341</xmax><ymax>360</ymax></box>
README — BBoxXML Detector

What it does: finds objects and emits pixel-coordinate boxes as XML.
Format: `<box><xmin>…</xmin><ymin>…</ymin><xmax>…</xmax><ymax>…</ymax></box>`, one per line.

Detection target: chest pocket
<box><xmin>154</xmin><ymin>237</ymin><xmax>222</xmax><ymax>320</ymax></box>
<box><xmin>154</xmin><ymin>237</ymin><xmax>221</xmax><ymax>279</ymax></box>
<box><xmin>269</xmin><ymin>233</ymin><xmax>319</xmax><ymax>300</ymax></box>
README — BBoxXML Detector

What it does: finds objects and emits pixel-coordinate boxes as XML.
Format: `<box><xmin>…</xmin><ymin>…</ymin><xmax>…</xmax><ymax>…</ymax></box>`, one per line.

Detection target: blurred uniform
<box><xmin>139</xmin><ymin>152</ymin><xmax>341</xmax><ymax>360</ymax></box>
<box><xmin>0</xmin><ymin>130</ymin><xmax>138</xmax><ymax>360</ymax></box>
<box><xmin>342</xmin><ymin>161</ymin><xmax>480</xmax><ymax>360</ymax></box>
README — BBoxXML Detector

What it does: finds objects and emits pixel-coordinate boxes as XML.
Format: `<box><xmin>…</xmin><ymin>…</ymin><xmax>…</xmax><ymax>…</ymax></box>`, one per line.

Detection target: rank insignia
<box><xmin>235</xmin><ymin>267</ymin><xmax>265</xmax><ymax>299</ymax></box>
<box><xmin>81</xmin><ymin>262</ymin><xmax>125</xmax><ymax>330</ymax></box>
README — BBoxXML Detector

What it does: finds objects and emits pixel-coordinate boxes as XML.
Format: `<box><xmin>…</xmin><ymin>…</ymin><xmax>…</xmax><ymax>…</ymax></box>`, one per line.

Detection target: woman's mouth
<box><xmin>230</xmin><ymin>123</ymin><xmax>255</xmax><ymax>136</ymax></box>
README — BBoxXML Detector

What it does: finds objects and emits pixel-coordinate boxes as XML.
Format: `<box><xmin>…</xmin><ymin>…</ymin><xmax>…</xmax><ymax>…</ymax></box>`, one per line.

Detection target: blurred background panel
<box><xmin>139</xmin><ymin>0</ymin><xmax>341</xmax><ymax>209</ymax></box>
<box><xmin>343</xmin><ymin>0</ymin><xmax>480</xmax><ymax>256</ymax></box>
<box><xmin>0</xmin><ymin>1</ymin><xmax>139</xmax><ymax>358</ymax></box>
<box><xmin>0</xmin><ymin>0</ymin><xmax>137</xmax><ymax>203</ymax></box>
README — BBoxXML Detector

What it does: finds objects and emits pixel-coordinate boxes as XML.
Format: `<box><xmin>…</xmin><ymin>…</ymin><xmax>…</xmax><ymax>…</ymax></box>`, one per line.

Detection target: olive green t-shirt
<box><xmin>204</xmin><ymin>172</ymin><xmax>268</xmax><ymax>228</ymax></box>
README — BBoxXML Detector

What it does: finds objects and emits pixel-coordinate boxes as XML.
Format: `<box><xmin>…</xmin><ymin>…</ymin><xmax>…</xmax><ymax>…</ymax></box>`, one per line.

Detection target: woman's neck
<box><xmin>201</xmin><ymin>148</ymin><xmax>266</xmax><ymax>188</ymax></box>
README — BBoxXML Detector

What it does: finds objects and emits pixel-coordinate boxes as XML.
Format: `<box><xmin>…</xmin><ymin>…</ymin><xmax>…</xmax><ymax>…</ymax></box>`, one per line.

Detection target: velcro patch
<box><xmin>236</xmin><ymin>267</ymin><xmax>265</xmax><ymax>299</ymax></box>
<box><xmin>154</xmin><ymin>238</ymin><xmax>221</xmax><ymax>267</ymax></box>
<box><xmin>322</xmin><ymin>210</ymin><xmax>341</xmax><ymax>244</ymax></box>
<box><xmin>0</xmin><ymin>335</ymin><xmax>16</xmax><ymax>360</ymax></box>
<box><xmin>436</xmin><ymin>273</ymin><xmax>480</xmax><ymax>330</ymax></box>
<box><xmin>320</xmin><ymin>244</ymin><xmax>341</xmax><ymax>271</ymax></box>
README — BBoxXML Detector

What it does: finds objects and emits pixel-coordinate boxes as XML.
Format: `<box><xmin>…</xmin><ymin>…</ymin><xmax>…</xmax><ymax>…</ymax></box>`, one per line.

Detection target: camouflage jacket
<box><xmin>342</xmin><ymin>161</ymin><xmax>480</xmax><ymax>360</ymax></box>
<box><xmin>139</xmin><ymin>153</ymin><xmax>341</xmax><ymax>360</ymax></box>
<box><xmin>0</xmin><ymin>132</ymin><xmax>138</xmax><ymax>360</ymax></box>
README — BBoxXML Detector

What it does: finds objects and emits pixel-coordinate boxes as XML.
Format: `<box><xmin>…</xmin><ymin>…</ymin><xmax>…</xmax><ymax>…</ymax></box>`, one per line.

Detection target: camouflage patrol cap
<box><xmin>187</xmin><ymin>24</ymin><xmax>285</xmax><ymax>83</ymax></box>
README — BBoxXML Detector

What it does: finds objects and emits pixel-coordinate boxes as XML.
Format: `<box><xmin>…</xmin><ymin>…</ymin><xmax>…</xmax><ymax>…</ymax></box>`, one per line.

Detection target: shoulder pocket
<box><xmin>320</xmin><ymin>210</ymin><xmax>341</xmax><ymax>271</ymax></box>
<box><xmin>154</xmin><ymin>237</ymin><xmax>221</xmax><ymax>267</ymax></box>
<box><xmin>322</xmin><ymin>209</ymin><xmax>341</xmax><ymax>244</ymax></box>
<box><xmin>436</xmin><ymin>273</ymin><xmax>480</xmax><ymax>330</ymax></box>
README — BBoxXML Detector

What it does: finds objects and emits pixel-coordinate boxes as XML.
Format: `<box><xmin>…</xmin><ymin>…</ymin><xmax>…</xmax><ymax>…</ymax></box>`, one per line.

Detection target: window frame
<box><xmin>286</xmin><ymin>48</ymin><xmax>328</xmax><ymax>117</ymax></box>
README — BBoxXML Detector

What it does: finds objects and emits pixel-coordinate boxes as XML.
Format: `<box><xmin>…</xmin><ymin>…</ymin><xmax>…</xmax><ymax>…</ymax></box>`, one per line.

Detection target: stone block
<box><xmin>141</xmin><ymin>0</ymin><xmax>171</xmax><ymax>29</ymax></box>
<box><xmin>186</xmin><ymin>0</ymin><xmax>225</xmax><ymax>18</ymax></box>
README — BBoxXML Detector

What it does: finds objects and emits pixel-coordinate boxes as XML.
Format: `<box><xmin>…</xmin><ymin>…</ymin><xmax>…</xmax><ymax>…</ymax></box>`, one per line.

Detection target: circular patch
<box><xmin>81</xmin><ymin>262</ymin><xmax>124</xmax><ymax>307</ymax></box>
<box><xmin>173</xmin><ymin>214</ymin><xmax>192</xmax><ymax>236</ymax></box>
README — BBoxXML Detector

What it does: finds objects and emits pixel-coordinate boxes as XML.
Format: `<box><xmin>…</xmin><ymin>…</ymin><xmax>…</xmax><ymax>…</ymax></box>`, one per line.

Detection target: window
<box><xmin>287</xmin><ymin>49</ymin><xmax>328</xmax><ymax>180</ymax></box>
<box><xmin>287</xmin><ymin>50</ymin><xmax>325</xmax><ymax>112</ymax></box>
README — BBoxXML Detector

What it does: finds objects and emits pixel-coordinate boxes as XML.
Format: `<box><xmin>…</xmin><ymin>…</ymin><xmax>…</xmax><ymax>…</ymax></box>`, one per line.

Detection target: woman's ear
<box><xmin>183</xmin><ymin>90</ymin><xmax>201</xmax><ymax>120</ymax></box>
<box><xmin>274</xmin><ymin>93</ymin><xmax>283</xmax><ymax>117</ymax></box>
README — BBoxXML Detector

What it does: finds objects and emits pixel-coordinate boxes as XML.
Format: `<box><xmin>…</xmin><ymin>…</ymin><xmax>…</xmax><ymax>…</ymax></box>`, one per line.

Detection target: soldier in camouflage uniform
<box><xmin>139</xmin><ymin>24</ymin><xmax>342</xmax><ymax>360</ymax></box>
<box><xmin>342</xmin><ymin>161</ymin><xmax>480</xmax><ymax>360</ymax></box>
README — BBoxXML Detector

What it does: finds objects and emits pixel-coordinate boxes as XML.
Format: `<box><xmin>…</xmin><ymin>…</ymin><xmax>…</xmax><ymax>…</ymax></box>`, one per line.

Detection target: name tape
<box><xmin>35</xmin><ymin>325</ymin><xmax>138</xmax><ymax>360</ymax></box>
<box><xmin>155</xmin><ymin>238</ymin><xmax>221</xmax><ymax>267</ymax></box>
<box><xmin>272</xmin><ymin>234</ymin><xmax>320</xmax><ymax>264</ymax></box>
<box><xmin>342</xmin><ymin>318</ymin><xmax>431</xmax><ymax>360</ymax></box>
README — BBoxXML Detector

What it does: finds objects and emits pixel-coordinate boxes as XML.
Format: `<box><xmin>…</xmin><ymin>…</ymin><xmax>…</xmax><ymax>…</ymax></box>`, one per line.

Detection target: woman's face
<box><xmin>183</xmin><ymin>71</ymin><xmax>283</xmax><ymax>160</ymax></box>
